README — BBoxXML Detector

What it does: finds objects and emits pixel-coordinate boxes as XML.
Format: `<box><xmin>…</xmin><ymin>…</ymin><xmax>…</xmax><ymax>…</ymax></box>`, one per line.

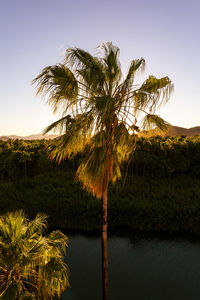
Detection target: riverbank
<box><xmin>1</xmin><ymin>170</ymin><xmax>200</xmax><ymax>234</ymax></box>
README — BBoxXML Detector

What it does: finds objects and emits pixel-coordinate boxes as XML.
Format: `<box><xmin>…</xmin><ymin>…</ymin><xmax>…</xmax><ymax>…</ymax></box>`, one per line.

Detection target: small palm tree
<box><xmin>0</xmin><ymin>210</ymin><xmax>69</xmax><ymax>300</ymax></box>
<box><xmin>33</xmin><ymin>42</ymin><xmax>173</xmax><ymax>300</ymax></box>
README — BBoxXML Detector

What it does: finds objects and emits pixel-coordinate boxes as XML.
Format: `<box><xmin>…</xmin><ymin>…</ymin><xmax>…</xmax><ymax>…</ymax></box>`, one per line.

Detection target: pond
<box><xmin>60</xmin><ymin>231</ymin><xmax>200</xmax><ymax>300</ymax></box>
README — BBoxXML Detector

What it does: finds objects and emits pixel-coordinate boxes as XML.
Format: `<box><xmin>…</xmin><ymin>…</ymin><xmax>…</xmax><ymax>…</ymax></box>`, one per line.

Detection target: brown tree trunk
<box><xmin>102</xmin><ymin>185</ymin><xmax>109</xmax><ymax>300</ymax></box>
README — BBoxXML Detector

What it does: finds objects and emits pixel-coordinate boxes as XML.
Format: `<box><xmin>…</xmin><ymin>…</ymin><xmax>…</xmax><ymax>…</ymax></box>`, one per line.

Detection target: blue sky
<box><xmin>1</xmin><ymin>0</ymin><xmax>200</xmax><ymax>135</ymax></box>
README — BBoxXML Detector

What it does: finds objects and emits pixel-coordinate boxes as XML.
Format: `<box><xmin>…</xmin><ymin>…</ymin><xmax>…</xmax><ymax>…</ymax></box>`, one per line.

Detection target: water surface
<box><xmin>61</xmin><ymin>231</ymin><xmax>200</xmax><ymax>300</ymax></box>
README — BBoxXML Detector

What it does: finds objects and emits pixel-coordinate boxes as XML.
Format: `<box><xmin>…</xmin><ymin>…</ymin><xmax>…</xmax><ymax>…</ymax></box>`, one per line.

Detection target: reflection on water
<box><xmin>59</xmin><ymin>231</ymin><xmax>200</xmax><ymax>300</ymax></box>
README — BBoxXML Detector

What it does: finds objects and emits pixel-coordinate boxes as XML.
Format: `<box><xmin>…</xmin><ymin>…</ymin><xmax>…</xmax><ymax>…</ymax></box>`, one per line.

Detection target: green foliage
<box><xmin>0</xmin><ymin>211</ymin><xmax>69</xmax><ymax>299</ymax></box>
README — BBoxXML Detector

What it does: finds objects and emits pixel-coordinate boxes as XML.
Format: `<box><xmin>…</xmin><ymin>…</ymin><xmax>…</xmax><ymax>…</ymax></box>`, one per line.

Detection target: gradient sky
<box><xmin>1</xmin><ymin>0</ymin><xmax>200</xmax><ymax>135</ymax></box>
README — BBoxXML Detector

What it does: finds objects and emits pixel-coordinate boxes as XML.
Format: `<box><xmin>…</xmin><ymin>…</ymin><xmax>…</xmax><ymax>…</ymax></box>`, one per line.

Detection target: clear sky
<box><xmin>1</xmin><ymin>0</ymin><xmax>200</xmax><ymax>135</ymax></box>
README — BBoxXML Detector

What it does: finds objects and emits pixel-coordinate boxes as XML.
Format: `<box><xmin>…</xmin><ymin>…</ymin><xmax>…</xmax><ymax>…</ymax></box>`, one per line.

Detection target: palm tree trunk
<box><xmin>102</xmin><ymin>185</ymin><xmax>109</xmax><ymax>300</ymax></box>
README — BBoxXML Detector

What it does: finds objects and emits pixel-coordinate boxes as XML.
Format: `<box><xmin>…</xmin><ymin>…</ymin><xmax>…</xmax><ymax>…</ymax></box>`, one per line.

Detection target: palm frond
<box><xmin>32</xmin><ymin>64</ymin><xmax>78</xmax><ymax>114</ymax></box>
<box><xmin>76</xmin><ymin>145</ymin><xmax>107</xmax><ymax>198</ymax></box>
<box><xmin>133</xmin><ymin>75</ymin><xmax>174</xmax><ymax>113</ymax></box>
<box><xmin>65</xmin><ymin>48</ymin><xmax>106</xmax><ymax>95</ymax></box>
<box><xmin>142</xmin><ymin>113</ymin><xmax>169</xmax><ymax>132</ymax></box>
<box><xmin>99</xmin><ymin>42</ymin><xmax>122</xmax><ymax>94</ymax></box>
<box><xmin>93</xmin><ymin>96</ymin><xmax>116</xmax><ymax>128</ymax></box>
<box><xmin>124</xmin><ymin>58</ymin><xmax>145</xmax><ymax>86</ymax></box>
<box><xmin>0</xmin><ymin>211</ymin><xmax>69</xmax><ymax>299</ymax></box>
<box><xmin>43</xmin><ymin>115</ymin><xmax>73</xmax><ymax>134</ymax></box>
<box><xmin>46</xmin><ymin>112</ymin><xmax>94</xmax><ymax>162</ymax></box>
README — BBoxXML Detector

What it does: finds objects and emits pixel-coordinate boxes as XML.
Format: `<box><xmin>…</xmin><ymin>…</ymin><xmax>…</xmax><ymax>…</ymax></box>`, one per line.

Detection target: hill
<box><xmin>0</xmin><ymin>134</ymin><xmax>58</xmax><ymax>141</ymax></box>
<box><xmin>140</xmin><ymin>125</ymin><xmax>200</xmax><ymax>137</ymax></box>
<box><xmin>1</xmin><ymin>126</ymin><xmax>200</xmax><ymax>141</ymax></box>
<box><xmin>167</xmin><ymin>126</ymin><xmax>200</xmax><ymax>136</ymax></box>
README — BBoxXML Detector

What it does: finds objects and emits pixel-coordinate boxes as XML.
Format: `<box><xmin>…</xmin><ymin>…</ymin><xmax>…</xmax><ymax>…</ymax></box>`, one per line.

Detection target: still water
<box><xmin>60</xmin><ymin>231</ymin><xmax>200</xmax><ymax>300</ymax></box>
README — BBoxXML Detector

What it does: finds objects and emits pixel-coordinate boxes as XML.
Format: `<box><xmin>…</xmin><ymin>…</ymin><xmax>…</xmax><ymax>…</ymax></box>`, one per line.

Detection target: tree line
<box><xmin>1</xmin><ymin>135</ymin><xmax>200</xmax><ymax>182</ymax></box>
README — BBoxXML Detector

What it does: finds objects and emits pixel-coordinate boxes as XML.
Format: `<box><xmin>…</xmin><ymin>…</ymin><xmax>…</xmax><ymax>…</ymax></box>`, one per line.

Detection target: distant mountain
<box><xmin>167</xmin><ymin>126</ymin><xmax>200</xmax><ymax>136</ymax></box>
<box><xmin>139</xmin><ymin>125</ymin><xmax>200</xmax><ymax>137</ymax></box>
<box><xmin>0</xmin><ymin>134</ymin><xmax>58</xmax><ymax>141</ymax></box>
<box><xmin>1</xmin><ymin>126</ymin><xmax>200</xmax><ymax>141</ymax></box>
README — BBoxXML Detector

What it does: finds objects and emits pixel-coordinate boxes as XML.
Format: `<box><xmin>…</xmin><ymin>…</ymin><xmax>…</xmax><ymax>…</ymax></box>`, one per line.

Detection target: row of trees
<box><xmin>1</xmin><ymin>135</ymin><xmax>200</xmax><ymax>181</ymax></box>
<box><xmin>129</xmin><ymin>135</ymin><xmax>200</xmax><ymax>179</ymax></box>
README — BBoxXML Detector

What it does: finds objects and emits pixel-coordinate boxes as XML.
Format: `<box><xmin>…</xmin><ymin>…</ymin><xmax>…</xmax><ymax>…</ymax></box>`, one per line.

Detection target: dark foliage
<box><xmin>1</xmin><ymin>136</ymin><xmax>200</xmax><ymax>234</ymax></box>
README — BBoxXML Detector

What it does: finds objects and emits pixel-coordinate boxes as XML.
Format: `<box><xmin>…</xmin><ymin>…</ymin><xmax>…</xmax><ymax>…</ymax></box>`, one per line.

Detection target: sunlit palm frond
<box><xmin>43</xmin><ymin>115</ymin><xmax>74</xmax><ymax>134</ymax></box>
<box><xmin>0</xmin><ymin>211</ymin><xmax>69</xmax><ymax>300</ymax></box>
<box><xmin>133</xmin><ymin>75</ymin><xmax>174</xmax><ymax>113</ymax></box>
<box><xmin>114</xmin><ymin>123</ymin><xmax>133</xmax><ymax>161</ymax></box>
<box><xmin>142</xmin><ymin>113</ymin><xmax>169</xmax><ymax>132</ymax></box>
<box><xmin>46</xmin><ymin>112</ymin><xmax>94</xmax><ymax>162</ymax></box>
<box><xmin>48</xmin><ymin>230</ymin><xmax>68</xmax><ymax>254</ymax></box>
<box><xmin>76</xmin><ymin>145</ymin><xmax>107</xmax><ymax>198</ymax></box>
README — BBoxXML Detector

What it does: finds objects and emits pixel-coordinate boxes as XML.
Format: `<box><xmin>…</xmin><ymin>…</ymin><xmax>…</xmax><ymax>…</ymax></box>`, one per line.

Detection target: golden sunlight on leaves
<box><xmin>0</xmin><ymin>211</ymin><xmax>69</xmax><ymax>299</ymax></box>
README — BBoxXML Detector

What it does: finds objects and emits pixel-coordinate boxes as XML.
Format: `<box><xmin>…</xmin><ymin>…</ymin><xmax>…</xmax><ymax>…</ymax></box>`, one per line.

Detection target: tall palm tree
<box><xmin>0</xmin><ymin>210</ymin><xmax>69</xmax><ymax>299</ymax></box>
<box><xmin>33</xmin><ymin>42</ymin><xmax>173</xmax><ymax>300</ymax></box>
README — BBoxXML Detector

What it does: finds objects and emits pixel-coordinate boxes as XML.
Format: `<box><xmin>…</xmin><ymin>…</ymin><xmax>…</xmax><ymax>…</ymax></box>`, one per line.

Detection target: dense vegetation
<box><xmin>2</xmin><ymin>135</ymin><xmax>200</xmax><ymax>180</ymax></box>
<box><xmin>1</xmin><ymin>136</ymin><xmax>200</xmax><ymax>234</ymax></box>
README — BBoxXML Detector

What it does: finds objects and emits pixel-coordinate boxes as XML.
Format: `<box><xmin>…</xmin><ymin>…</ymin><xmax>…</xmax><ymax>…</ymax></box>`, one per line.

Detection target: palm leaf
<box><xmin>124</xmin><ymin>58</ymin><xmax>145</xmax><ymax>86</ymax></box>
<box><xmin>65</xmin><ymin>48</ymin><xmax>106</xmax><ymax>95</ymax></box>
<box><xmin>32</xmin><ymin>64</ymin><xmax>78</xmax><ymax>113</ymax></box>
<box><xmin>142</xmin><ymin>113</ymin><xmax>169</xmax><ymax>132</ymax></box>
<box><xmin>0</xmin><ymin>211</ymin><xmax>69</xmax><ymax>299</ymax></box>
<box><xmin>134</xmin><ymin>75</ymin><xmax>174</xmax><ymax>112</ymax></box>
